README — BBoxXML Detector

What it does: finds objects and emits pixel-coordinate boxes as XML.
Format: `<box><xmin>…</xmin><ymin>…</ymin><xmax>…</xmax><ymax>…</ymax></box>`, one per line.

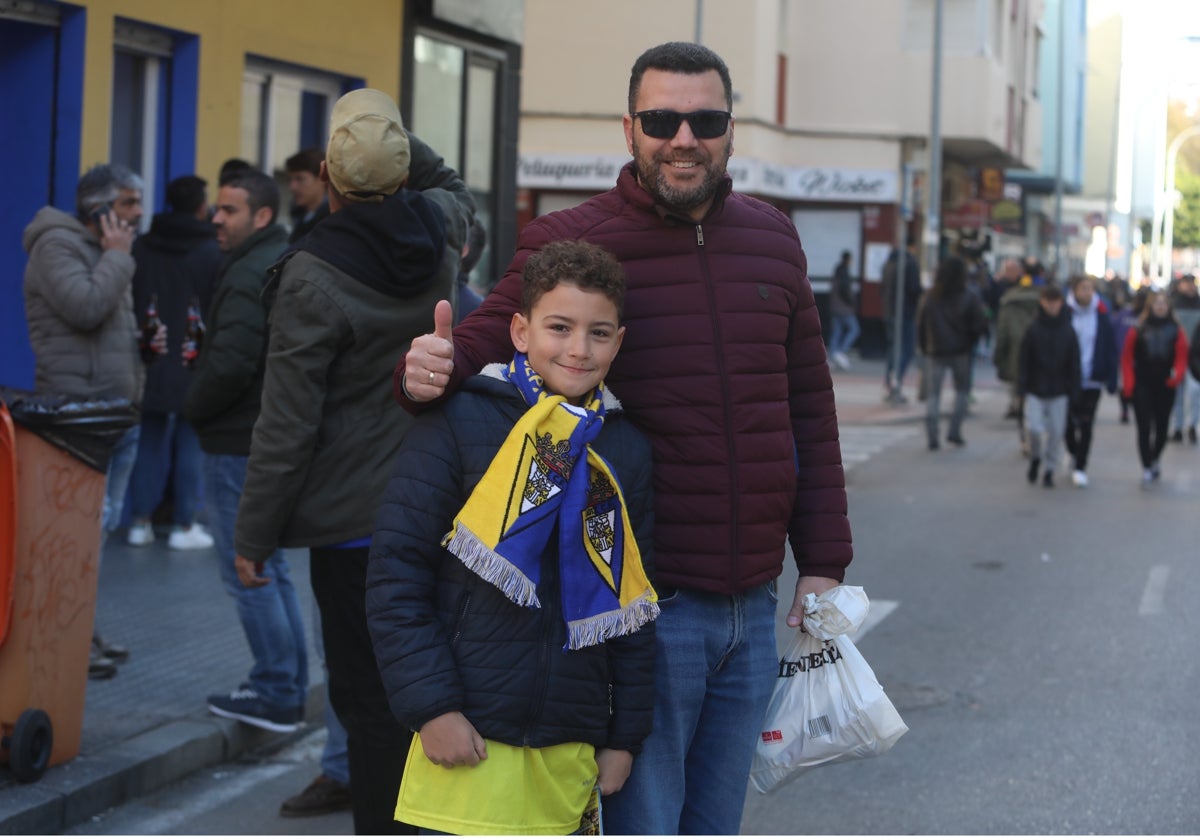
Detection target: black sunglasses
<box><xmin>631</xmin><ymin>109</ymin><xmax>732</xmax><ymax>140</ymax></box>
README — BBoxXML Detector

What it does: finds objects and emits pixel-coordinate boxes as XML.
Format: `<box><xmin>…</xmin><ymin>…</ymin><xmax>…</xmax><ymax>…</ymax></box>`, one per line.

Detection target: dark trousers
<box><xmin>310</xmin><ymin>546</ymin><xmax>416</xmax><ymax>835</ymax></box>
<box><xmin>1065</xmin><ymin>389</ymin><xmax>1102</xmax><ymax>470</ymax></box>
<box><xmin>1133</xmin><ymin>382</ymin><xmax>1176</xmax><ymax>469</ymax></box>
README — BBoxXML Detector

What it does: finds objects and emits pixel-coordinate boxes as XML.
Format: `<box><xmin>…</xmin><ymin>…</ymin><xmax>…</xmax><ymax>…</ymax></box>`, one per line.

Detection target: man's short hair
<box><xmin>286</xmin><ymin>147</ymin><xmax>324</xmax><ymax>177</ymax></box>
<box><xmin>220</xmin><ymin>169</ymin><xmax>279</xmax><ymax>224</ymax></box>
<box><xmin>1040</xmin><ymin>285</ymin><xmax>1064</xmax><ymax>302</ymax></box>
<box><xmin>75</xmin><ymin>163</ymin><xmax>143</xmax><ymax>218</ymax></box>
<box><xmin>628</xmin><ymin>42</ymin><xmax>733</xmax><ymax>113</ymax></box>
<box><xmin>219</xmin><ymin>158</ymin><xmax>255</xmax><ymax>184</ymax></box>
<box><xmin>521</xmin><ymin>240</ymin><xmax>626</xmax><ymax>320</ymax></box>
<box><xmin>166</xmin><ymin>175</ymin><xmax>208</xmax><ymax>216</ymax></box>
<box><xmin>1068</xmin><ymin>274</ymin><xmax>1095</xmax><ymax>292</ymax></box>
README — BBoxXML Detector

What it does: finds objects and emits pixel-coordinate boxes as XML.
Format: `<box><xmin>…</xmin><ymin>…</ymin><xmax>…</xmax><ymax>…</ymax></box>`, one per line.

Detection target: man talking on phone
<box><xmin>23</xmin><ymin>162</ymin><xmax>161</xmax><ymax>679</ymax></box>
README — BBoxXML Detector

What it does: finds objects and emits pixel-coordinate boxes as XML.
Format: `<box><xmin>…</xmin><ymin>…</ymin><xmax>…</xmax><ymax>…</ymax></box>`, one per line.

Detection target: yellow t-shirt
<box><xmin>396</xmin><ymin>733</ymin><xmax>597</xmax><ymax>835</ymax></box>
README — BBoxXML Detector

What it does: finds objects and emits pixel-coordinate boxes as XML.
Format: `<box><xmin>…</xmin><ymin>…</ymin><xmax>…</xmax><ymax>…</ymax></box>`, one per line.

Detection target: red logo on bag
<box><xmin>761</xmin><ymin>730</ymin><xmax>783</xmax><ymax>743</ymax></box>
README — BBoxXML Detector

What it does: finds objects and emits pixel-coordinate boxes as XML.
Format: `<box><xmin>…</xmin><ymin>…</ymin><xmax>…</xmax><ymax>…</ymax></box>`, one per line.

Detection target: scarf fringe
<box><xmin>566</xmin><ymin>593</ymin><xmax>661</xmax><ymax>650</ymax></box>
<box><xmin>444</xmin><ymin>523</ymin><xmax>542</xmax><ymax>608</ymax></box>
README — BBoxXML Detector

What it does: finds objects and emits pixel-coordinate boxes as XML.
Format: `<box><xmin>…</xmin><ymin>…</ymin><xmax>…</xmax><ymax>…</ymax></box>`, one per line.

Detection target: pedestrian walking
<box><xmin>827</xmin><ymin>249</ymin><xmax>859</xmax><ymax>370</ymax></box>
<box><xmin>1168</xmin><ymin>274</ymin><xmax>1200</xmax><ymax>443</ymax></box>
<box><xmin>915</xmin><ymin>256</ymin><xmax>987</xmax><ymax>450</ymax></box>
<box><xmin>1017</xmin><ymin>285</ymin><xmax>1080</xmax><ymax>489</ymax></box>
<box><xmin>1064</xmin><ymin>275</ymin><xmax>1118</xmax><ymax>487</ymax></box>
<box><xmin>881</xmin><ymin>236</ymin><xmax>922</xmax><ymax>403</ymax></box>
<box><xmin>396</xmin><ymin>41</ymin><xmax>852</xmax><ymax>835</ymax></box>
<box><xmin>1120</xmin><ymin>289</ymin><xmax>1188</xmax><ymax>488</ymax></box>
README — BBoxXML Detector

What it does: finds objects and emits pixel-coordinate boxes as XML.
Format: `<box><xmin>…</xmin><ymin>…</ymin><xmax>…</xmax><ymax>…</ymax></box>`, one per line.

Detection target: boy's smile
<box><xmin>511</xmin><ymin>282</ymin><xmax>625</xmax><ymax>404</ymax></box>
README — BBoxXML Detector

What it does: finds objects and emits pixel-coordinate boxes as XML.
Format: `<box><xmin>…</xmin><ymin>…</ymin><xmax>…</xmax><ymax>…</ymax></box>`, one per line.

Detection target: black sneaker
<box><xmin>1042</xmin><ymin>470</ymin><xmax>1054</xmax><ymax>488</ymax></box>
<box><xmin>207</xmin><ymin>687</ymin><xmax>300</xmax><ymax>733</ymax></box>
<box><xmin>280</xmin><ymin>774</ymin><xmax>352</xmax><ymax>818</ymax></box>
<box><xmin>947</xmin><ymin>434</ymin><xmax>965</xmax><ymax>446</ymax></box>
<box><xmin>1027</xmin><ymin>458</ymin><xmax>1041</xmax><ymax>484</ymax></box>
<box><xmin>1189</xmin><ymin>427</ymin><xmax>1197</xmax><ymax>445</ymax></box>
<box><xmin>1171</xmin><ymin>429</ymin><xmax>1184</xmax><ymax>443</ymax></box>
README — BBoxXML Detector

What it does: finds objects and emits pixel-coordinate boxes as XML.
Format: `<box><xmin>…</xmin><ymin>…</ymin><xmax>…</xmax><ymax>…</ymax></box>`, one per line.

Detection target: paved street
<box><xmin>11</xmin><ymin>357</ymin><xmax>1200</xmax><ymax>834</ymax></box>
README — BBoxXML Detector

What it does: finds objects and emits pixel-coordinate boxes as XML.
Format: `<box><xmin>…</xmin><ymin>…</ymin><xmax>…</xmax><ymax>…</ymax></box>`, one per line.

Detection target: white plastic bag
<box><xmin>750</xmin><ymin>585</ymin><xmax>908</xmax><ymax>794</ymax></box>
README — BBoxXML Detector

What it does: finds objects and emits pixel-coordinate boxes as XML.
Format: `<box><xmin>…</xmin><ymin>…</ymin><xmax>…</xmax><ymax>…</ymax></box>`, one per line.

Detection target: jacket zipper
<box><xmin>694</xmin><ymin>224</ymin><xmax>740</xmax><ymax>590</ymax></box>
<box><xmin>523</xmin><ymin>576</ymin><xmax>554</xmax><ymax>745</ymax></box>
<box><xmin>450</xmin><ymin>589</ymin><xmax>472</xmax><ymax>645</ymax></box>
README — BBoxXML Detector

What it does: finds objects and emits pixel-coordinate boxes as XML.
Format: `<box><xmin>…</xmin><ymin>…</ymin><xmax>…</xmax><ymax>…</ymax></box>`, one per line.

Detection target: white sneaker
<box><xmin>1141</xmin><ymin>469</ymin><xmax>1155</xmax><ymax>489</ymax></box>
<box><xmin>834</xmin><ymin>351</ymin><xmax>852</xmax><ymax>370</ymax></box>
<box><xmin>168</xmin><ymin>524</ymin><xmax>215</xmax><ymax>550</ymax></box>
<box><xmin>1071</xmin><ymin>470</ymin><xmax>1088</xmax><ymax>487</ymax></box>
<box><xmin>127</xmin><ymin>521</ymin><xmax>155</xmax><ymax>546</ymax></box>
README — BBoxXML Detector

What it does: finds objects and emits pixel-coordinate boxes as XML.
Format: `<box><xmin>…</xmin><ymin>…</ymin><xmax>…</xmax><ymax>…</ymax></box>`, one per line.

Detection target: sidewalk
<box><xmin>0</xmin><ymin>353</ymin><xmax>998</xmax><ymax>834</ymax></box>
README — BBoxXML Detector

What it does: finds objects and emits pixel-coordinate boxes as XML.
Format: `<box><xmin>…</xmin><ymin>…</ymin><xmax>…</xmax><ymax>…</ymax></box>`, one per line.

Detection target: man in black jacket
<box><xmin>1017</xmin><ymin>285</ymin><xmax>1081</xmax><ymax>488</ymax></box>
<box><xmin>183</xmin><ymin>169</ymin><xmax>308</xmax><ymax>735</ymax></box>
<box><xmin>126</xmin><ymin>175</ymin><xmax>221</xmax><ymax>551</ymax></box>
<box><xmin>232</xmin><ymin>88</ymin><xmax>458</xmax><ymax>835</ymax></box>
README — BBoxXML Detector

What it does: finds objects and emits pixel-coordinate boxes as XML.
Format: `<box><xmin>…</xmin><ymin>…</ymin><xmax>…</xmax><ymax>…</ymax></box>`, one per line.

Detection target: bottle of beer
<box><xmin>182</xmin><ymin>297</ymin><xmax>205</xmax><ymax>368</ymax></box>
<box><xmin>141</xmin><ymin>294</ymin><xmax>163</xmax><ymax>365</ymax></box>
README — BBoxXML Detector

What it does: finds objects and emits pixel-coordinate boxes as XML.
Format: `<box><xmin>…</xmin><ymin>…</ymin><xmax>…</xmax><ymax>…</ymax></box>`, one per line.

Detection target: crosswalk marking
<box><xmin>1138</xmin><ymin>565</ymin><xmax>1170</xmax><ymax>616</ymax></box>
<box><xmin>839</xmin><ymin>425</ymin><xmax>919</xmax><ymax>471</ymax></box>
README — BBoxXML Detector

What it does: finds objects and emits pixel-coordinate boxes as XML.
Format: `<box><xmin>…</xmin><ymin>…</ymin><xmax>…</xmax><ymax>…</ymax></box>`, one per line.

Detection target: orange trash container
<box><xmin>0</xmin><ymin>392</ymin><xmax>136</xmax><ymax>782</ymax></box>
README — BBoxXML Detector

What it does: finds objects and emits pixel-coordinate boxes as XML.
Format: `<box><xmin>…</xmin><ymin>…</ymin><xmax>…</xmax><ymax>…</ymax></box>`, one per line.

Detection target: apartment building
<box><xmin>0</xmin><ymin>0</ymin><xmax>522</xmax><ymax>389</ymax></box>
<box><xmin>518</xmin><ymin>0</ymin><xmax>1049</xmax><ymax>343</ymax></box>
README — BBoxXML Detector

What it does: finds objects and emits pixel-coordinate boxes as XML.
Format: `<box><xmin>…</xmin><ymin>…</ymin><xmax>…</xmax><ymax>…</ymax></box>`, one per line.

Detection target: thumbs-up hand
<box><xmin>405</xmin><ymin>299</ymin><xmax>455</xmax><ymax>402</ymax></box>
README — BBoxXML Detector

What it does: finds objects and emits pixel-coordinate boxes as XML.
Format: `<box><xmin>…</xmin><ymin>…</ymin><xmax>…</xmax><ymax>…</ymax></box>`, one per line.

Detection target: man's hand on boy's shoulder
<box><xmin>419</xmin><ymin>711</ymin><xmax>488</xmax><ymax>767</ymax></box>
<box><xmin>595</xmin><ymin>748</ymin><xmax>633</xmax><ymax>795</ymax></box>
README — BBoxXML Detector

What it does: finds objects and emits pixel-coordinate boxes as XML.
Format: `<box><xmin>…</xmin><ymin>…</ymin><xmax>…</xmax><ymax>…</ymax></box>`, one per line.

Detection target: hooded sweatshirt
<box><xmin>235</xmin><ymin>189</ymin><xmax>456</xmax><ymax>560</ymax></box>
<box><xmin>22</xmin><ymin>206</ymin><xmax>142</xmax><ymax>402</ymax></box>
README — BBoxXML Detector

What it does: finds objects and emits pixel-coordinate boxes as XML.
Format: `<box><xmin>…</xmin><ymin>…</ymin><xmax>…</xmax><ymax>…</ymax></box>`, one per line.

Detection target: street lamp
<box><xmin>1162</xmin><ymin>124</ymin><xmax>1200</xmax><ymax>284</ymax></box>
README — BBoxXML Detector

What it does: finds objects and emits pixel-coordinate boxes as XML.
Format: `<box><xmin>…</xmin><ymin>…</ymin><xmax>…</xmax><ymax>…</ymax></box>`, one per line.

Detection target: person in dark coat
<box><xmin>368</xmin><ymin>240</ymin><xmax>656</xmax><ymax>835</ymax></box>
<box><xmin>183</xmin><ymin>169</ymin><xmax>309</xmax><ymax>738</ymax></box>
<box><xmin>1121</xmin><ymin>289</ymin><xmax>1189</xmax><ymax>488</ymax></box>
<box><xmin>1018</xmin><ymin>285</ymin><xmax>1080</xmax><ymax>488</ymax></box>
<box><xmin>126</xmin><ymin>175</ymin><xmax>221</xmax><ymax>550</ymax></box>
<box><xmin>1064</xmin><ymin>275</ymin><xmax>1118</xmax><ymax>487</ymax></box>
<box><xmin>881</xmin><ymin>237</ymin><xmax>922</xmax><ymax>403</ymax></box>
<box><xmin>915</xmin><ymin>256</ymin><xmax>987</xmax><ymax>449</ymax></box>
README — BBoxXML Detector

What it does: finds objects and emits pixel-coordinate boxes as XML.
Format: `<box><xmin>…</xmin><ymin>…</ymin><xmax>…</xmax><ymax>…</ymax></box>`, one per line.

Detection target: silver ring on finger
<box><xmin>429</xmin><ymin>370</ymin><xmax>436</xmax><ymax>384</ymax></box>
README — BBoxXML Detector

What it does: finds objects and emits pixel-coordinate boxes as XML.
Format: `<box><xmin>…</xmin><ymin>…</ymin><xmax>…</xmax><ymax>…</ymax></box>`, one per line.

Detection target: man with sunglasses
<box><xmin>395</xmin><ymin>41</ymin><xmax>852</xmax><ymax>835</ymax></box>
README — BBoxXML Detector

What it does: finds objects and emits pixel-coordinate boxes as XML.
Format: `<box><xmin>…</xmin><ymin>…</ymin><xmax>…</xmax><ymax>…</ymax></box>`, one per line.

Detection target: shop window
<box><xmin>411</xmin><ymin>30</ymin><xmax>503</xmax><ymax>288</ymax></box>
<box><xmin>241</xmin><ymin>58</ymin><xmax>348</xmax><ymax>177</ymax></box>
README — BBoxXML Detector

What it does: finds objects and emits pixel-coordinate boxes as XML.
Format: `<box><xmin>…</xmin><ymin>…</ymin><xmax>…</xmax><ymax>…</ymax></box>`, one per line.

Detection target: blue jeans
<box><xmin>312</xmin><ymin>598</ymin><xmax>351</xmax><ymax>786</ymax></box>
<box><xmin>924</xmin><ymin>353</ymin><xmax>971</xmax><ymax>442</ymax></box>
<box><xmin>828</xmin><ymin>312</ymin><xmax>861</xmax><ymax>356</ymax></box>
<box><xmin>883</xmin><ymin>317</ymin><xmax>917</xmax><ymax>388</ymax></box>
<box><xmin>203</xmin><ymin>453</ymin><xmax>308</xmax><ymax>711</ymax></box>
<box><xmin>128</xmin><ymin>411</ymin><xmax>204</xmax><ymax>525</ymax></box>
<box><xmin>604</xmin><ymin>582</ymin><xmax>778</xmax><ymax>835</ymax></box>
<box><xmin>102</xmin><ymin>425</ymin><xmax>141</xmax><ymax>534</ymax></box>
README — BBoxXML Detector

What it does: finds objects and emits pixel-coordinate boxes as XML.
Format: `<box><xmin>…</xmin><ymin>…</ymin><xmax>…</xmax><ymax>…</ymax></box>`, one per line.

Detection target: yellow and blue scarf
<box><xmin>442</xmin><ymin>354</ymin><xmax>658</xmax><ymax>650</ymax></box>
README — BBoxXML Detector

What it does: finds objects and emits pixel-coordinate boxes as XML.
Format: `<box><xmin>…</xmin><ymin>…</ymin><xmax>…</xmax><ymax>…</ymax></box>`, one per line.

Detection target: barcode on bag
<box><xmin>807</xmin><ymin>715</ymin><xmax>832</xmax><ymax>739</ymax></box>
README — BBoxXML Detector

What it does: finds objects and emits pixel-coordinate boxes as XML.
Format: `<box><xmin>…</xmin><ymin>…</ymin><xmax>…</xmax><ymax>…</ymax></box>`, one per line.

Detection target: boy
<box><xmin>366</xmin><ymin>240</ymin><xmax>658</xmax><ymax>835</ymax></box>
<box><xmin>1017</xmin><ymin>285</ymin><xmax>1081</xmax><ymax>488</ymax></box>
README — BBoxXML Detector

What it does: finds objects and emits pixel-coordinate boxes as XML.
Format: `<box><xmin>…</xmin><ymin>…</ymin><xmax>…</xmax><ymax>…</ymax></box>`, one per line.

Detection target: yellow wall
<box><xmin>72</xmin><ymin>0</ymin><xmax>405</xmax><ymax>183</ymax></box>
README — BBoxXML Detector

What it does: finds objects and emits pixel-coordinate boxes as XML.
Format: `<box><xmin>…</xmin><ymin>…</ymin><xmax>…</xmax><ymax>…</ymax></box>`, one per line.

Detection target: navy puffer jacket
<box><xmin>367</xmin><ymin>369</ymin><xmax>656</xmax><ymax>752</ymax></box>
<box><xmin>396</xmin><ymin>163</ymin><xmax>851</xmax><ymax>593</ymax></box>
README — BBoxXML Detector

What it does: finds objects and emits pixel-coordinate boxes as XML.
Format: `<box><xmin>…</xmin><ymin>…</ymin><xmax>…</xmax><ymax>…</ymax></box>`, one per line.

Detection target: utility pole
<box><xmin>923</xmin><ymin>0</ymin><xmax>944</xmax><ymax>283</ymax></box>
<box><xmin>1052</xmin><ymin>0</ymin><xmax>1065</xmax><ymax>279</ymax></box>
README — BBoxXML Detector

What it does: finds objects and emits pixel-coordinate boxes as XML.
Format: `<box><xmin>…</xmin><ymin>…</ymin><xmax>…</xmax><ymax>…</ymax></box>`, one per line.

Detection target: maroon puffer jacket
<box><xmin>396</xmin><ymin>162</ymin><xmax>852</xmax><ymax>593</ymax></box>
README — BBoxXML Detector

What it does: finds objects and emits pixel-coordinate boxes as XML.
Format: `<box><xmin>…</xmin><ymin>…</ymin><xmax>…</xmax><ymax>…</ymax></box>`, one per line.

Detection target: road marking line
<box><xmin>1138</xmin><ymin>565</ymin><xmax>1170</xmax><ymax>616</ymax></box>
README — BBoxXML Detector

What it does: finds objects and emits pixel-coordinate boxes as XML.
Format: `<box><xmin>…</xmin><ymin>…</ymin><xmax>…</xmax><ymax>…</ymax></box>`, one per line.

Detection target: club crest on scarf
<box><xmin>443</xmin><ymin>353</ymin><xmax>658</xmax><ymax>650</ymax></box>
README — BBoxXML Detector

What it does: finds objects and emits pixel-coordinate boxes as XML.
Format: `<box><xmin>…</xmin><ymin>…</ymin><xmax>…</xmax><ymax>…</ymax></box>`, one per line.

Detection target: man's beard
<box><xmin>632</xmin><ymin>137</ymin><xmax>731</xmax><ymax>216</ymax></box>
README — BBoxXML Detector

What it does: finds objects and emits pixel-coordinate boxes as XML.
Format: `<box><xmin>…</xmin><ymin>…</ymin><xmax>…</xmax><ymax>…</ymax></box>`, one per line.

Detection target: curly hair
<box><xmin>521</xmin><ymin>240</ymin><xmax>626</xmax><ymax>320</ymax></box>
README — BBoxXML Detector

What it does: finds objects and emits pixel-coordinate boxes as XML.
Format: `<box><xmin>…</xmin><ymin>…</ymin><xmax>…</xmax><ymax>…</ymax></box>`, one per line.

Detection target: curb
<box><xmin>0</xmin><ymin>690</ymin><xmax>327</xmax><ymax>834</ymax></box>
